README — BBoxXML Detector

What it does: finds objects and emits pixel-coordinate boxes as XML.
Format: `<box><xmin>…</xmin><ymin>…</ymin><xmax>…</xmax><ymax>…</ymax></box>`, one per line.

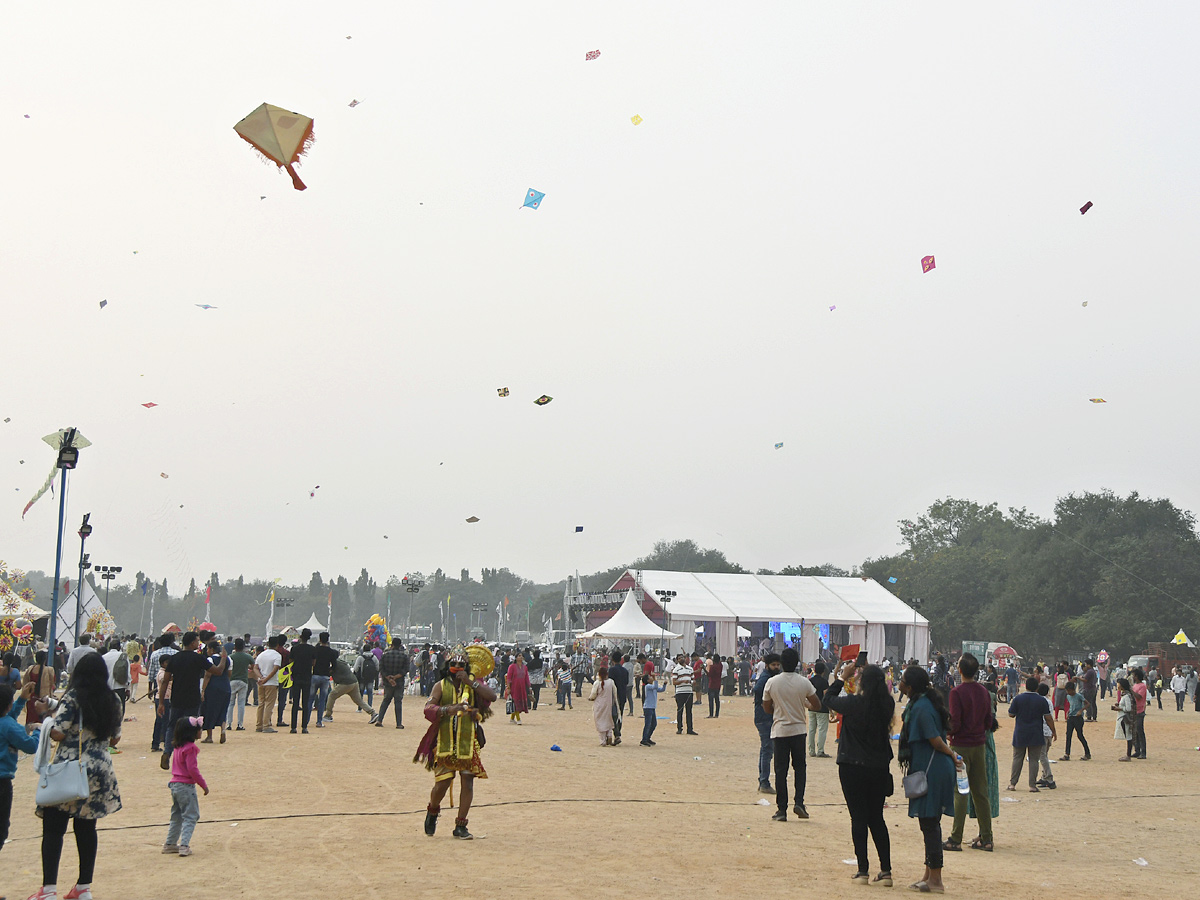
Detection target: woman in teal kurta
<box><xmin>900</xmin><ymin>666</ymin><xmax>961</xmax><ymax>894</ymax></box>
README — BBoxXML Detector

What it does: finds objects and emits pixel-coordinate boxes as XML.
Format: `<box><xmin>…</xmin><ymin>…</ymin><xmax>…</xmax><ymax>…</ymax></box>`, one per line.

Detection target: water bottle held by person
<box><xmin>955</xmin><ymin>756</ymin><xmax>969</xmax><ymax>794</ymax></box>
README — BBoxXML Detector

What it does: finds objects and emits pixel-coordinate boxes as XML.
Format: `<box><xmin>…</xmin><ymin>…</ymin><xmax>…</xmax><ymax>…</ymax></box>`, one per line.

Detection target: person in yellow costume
<box><xmin>414</xmin><ymin>651</ymin><xmax>497</xmax><ymax>839</ymax></box>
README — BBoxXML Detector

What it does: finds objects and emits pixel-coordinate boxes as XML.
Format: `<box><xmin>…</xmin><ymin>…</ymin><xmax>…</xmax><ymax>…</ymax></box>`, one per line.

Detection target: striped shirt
<box><xmin>147</xmin><ymin>646</ymin><xmax>177</xmax><ymax>690</ymax></box>
<box><xmin>671</xmin><ymin>662</ymin><xmax>693</xmax><ymax>695</ymax></box>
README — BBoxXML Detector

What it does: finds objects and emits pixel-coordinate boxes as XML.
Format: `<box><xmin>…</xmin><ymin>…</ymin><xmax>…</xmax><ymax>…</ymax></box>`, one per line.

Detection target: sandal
<box><xmin>970</xmin><ymin>838</ymin><xmax>994</xmax><ymax>851</ymax></box>
<box><xmin>1004</xmin><ymin>784</ymin><xmax>1017</xmax><ymax>791</ymax></box>
<box><xmin>942</xmin><ymin>839</ymin><xmax>963</xmax><ymax>851</ymax></box>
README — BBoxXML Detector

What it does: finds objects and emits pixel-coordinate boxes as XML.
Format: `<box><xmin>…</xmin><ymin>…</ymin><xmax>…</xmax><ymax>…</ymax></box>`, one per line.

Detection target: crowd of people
<box><xmin>2</xmin><ymin>630</ymin><xmax>1198</xmax><ymax>899</ymax></box>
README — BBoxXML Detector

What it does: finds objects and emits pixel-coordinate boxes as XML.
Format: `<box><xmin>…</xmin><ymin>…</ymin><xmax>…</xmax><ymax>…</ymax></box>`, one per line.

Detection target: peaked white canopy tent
<box><xmin>605</xmin><ymin>570</ymin><xmax>928</xmax><ymax>662</ymax></box>
<box><xmin>581</xmin><ymin>590</ymin><xmax>680</xmax><ymax>640</ymax></box>
<box><xmin>298</xmin><ymin>612</ymin><xmax>327</xmax><ymax>634</ymax></box>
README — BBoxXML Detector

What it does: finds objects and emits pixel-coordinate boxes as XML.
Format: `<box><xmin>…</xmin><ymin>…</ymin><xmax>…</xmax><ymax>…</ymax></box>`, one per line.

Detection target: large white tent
<box><xmin>298</xmin><ymin>612</ymin><xmax>327</xmax><ymax>634</ymax></box>
<box><xmin>580</xmin><ymin>590</ymin><xmax>681</xmax><ymax>641</ymax></box>
<box><xmin>55</xmin><ymin>580</ymin><xmax>110</xmax><ymax>651</ymax></box>
<box><xmin>606</xmin><ymin>570</ymin><xmax>928</xmax><ymax>662</ymax></box>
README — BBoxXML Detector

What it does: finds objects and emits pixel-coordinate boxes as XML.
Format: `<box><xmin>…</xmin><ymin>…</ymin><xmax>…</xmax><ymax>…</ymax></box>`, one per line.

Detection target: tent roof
<box><xmin>581</xmin><ymin>590</ymin><xmax>681</xmax><ymax>640</ymax></box>
<box><xmin>2</xmin><ymin>598</ymin><xmax>49</xmax><ymax>619</ymax></box>
<box><xmin>621</xmin><ymin>571</ymin><xmax>927</xmax><ymax>626</ymax></box>
<box><xmin>298</xmin><ymin>612</ymin><xmax>327</xmax><ymax>633</ymax></box>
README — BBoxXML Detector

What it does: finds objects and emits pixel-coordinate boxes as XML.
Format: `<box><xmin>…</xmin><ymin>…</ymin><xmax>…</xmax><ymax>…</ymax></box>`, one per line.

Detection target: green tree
<box><xmin>308</xmin><ymin>571</ymin><xmax>324</xmax><ymax>595</ymax></box>
<box><xmin>353</xmin><ymin>569</ymin><xmax>377</xmax><ymax>625</ymax></box>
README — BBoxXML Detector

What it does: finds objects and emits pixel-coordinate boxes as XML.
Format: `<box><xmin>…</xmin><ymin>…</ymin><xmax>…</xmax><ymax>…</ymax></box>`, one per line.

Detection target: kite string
<box><xmin>1050</xmin><ymin>527</ymin><xmax>1200</xmax><ymax>618</ymax></box>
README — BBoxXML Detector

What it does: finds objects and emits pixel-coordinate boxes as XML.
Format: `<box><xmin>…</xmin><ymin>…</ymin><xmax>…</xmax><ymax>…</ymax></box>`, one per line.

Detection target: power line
<box><xmin>1050</xmin><ymin>527</ymin><xmax>1200</xmax><ymax>619</ymax></box>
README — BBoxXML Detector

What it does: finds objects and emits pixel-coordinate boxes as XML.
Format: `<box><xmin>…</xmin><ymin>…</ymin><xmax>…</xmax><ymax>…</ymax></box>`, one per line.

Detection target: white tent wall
<box><xmin>678</xmin><ymin>620</ymin><xmax>696</xmax><ymax>655</ymax></box>
<box><xmin>848</xmin><ymin>625</ymin><xmax>866</xmax><ymax>651</ymax></box>
<box><xmin>905</xmin><ymin>624</ymin><xmax>930</xmax><ymax>662</ymax></box>
<box><xmin>801</xmin><ymin>626</ymin><xmax>820</xmax><ymax>662</ymax></box>
<box><xmin>716</xmin><ymin>621</ymin><xmax>737</xmax><ymax>659</ymax></box>
<box><xmin>865</xmin><ymin>624</ymin><xmax>886</xmax><ymax>663</ymax></box>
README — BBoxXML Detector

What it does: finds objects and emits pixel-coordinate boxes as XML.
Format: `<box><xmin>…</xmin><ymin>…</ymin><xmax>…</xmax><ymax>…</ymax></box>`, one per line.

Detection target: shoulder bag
<box><xmin>35</xmin><ymin>711</ymin><xmax>90</xmax><ymax>807</ymax></box>
<box><xmin>901</xmin><ymin>750</ymin><xmax>935</xmax><ymax>799</ymax></box>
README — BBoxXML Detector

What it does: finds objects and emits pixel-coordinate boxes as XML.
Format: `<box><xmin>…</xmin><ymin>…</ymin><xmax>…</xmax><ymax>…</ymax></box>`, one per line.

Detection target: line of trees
<box><xmin>14</xmin><ymin>490</ymin><xmax>1199</xmax><ymax>659</ymax></box>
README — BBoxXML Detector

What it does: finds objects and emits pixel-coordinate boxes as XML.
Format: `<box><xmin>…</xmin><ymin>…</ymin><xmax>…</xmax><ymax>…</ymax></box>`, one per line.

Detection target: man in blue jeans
<box><xmin>310</xmin><ymin>632</ymin><xmax>339</xmax><ymax>727</ymax></box>
<box><xmin>640</xmin><ymin>668</ymin><xmax>663</xmax><ymax>746</ymax></box>
<box><xmin>753</xmin><ymin>653</ymin><xmax>782</xmax><ymax>793</ymax></box>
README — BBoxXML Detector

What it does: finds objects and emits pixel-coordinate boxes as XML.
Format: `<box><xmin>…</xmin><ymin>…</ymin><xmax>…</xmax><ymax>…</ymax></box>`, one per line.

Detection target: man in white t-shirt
<box><xmin>253</xmin><ymin>635</ymin><xmax>283</xmax><ymax>733</ymax></box>
<box><xmin>761</xmin><ymin>647</ymin><xmax>821</xmax><ymax>821</ymax></box>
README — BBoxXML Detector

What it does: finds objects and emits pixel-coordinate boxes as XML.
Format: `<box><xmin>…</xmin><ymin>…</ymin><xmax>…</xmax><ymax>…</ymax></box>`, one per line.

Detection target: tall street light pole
<box><xmin>46</xmin><ymin>428</ymin><xmax>84</xmax><ymax>656</ymax></box>
<box><xmin>655</xmin><ymin>589</ymin><xmax>676</xmax><ymax>666</ymax></box>
<box><xmin>96</xmin><ymin>565</ymin><xmax>122</xmax><ymax>610</ymax></box>
<box><xmin>75</xmin><ymin>514</ymin><xmax>93</xmax><ymax>643</ymax></box>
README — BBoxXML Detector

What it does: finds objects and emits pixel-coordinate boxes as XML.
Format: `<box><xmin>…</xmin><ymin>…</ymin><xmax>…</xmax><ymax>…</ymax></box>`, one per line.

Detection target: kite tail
<box><xmin>285</xmin><ymin>163</ymin><xmax>307</xmax><ymax>191</ymax></box>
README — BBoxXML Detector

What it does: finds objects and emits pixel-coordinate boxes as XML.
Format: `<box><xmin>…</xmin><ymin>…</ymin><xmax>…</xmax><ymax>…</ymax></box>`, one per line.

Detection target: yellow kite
<box><xmin>1172</xmin><ymin>629</ymin><xmax>1193</xmax><ymax>646</ymax></box>
<box><xmin>234</xmin><ymin>103</ymin><xmax>314</xmax><ymax>191</ymax></box>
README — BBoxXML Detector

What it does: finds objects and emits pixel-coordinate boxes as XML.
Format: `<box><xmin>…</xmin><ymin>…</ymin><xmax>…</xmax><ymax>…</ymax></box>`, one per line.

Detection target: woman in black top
<box><xmin>825</xmin><ymin>660</ymin><xmax>896</xmax><ymax>887</ymax></box>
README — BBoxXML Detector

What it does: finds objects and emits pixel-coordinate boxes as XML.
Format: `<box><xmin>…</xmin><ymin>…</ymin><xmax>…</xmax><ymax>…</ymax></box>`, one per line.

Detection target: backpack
<box><xmin>112</xmin><ymin>651</ymin><xmax>130</xmax><ymax>686</ymax></box>
<box><xmin>359</xmin><ymin>653</ymin><xmax>378</xmax><ymax>682</ymax></box>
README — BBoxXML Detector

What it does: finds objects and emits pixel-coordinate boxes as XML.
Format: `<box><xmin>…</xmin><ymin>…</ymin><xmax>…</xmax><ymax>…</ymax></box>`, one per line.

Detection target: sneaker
<box><xmin>178</xmin><ymin>846</ymin><xmax>193</xmax><ymax>857</ymax></box>
<box><xmin>290</xmin><ymin>728</ymin><xmax>297</xmax><ymax>734</ymax></box>
<box><xmin>235</xmin><ymin>726</ymin><xmax>245</xmax><ymax>731</ymax></box>
<box><xmin>1043</xmin><ymin>782</ymin><xmax>1057</xmax><ymax>789</ymax></box>
<box><xmin>639</xmin><ymin>740</ymin><xmax>653</xmax><ymax>746</ymax></box>
<box><xmin>162</xmin><ymin>843</ymin><xmax>179</xmax><ymax>854</ymax></box>
<box><xmin>771</xmin><ymin>811</ymin><xmax>787</xmax><ymax>822</ymax></box>
<box><xmin>452</xmin><ymin>823</ymin><xmax>473</xmax><ymax>840</ymax></box>
<box><xmin>1081</xmin><ymin>754</ymin><xmax>1092</xmax><ymax>761</ymax></box>
<box><xmin>64</xmin><ymin>887</ymin><xmax>93</xmax><ymax>900</ymax></box>
<box><xmin>26</xmin><ymin>889</ymin><xmax>58</xmax><ymax>900</ymax></box>
<box><xmin>758</xmin><ymin>782</ymin><xmax>773</xmax><ymax>793</ymax></box>
<box><xmin>793</xmin><ymin>803</ymin><xmax>810</xmax><ymax>819</ymax></box>
<box><xmin>851</xmin><ymin>872</ymin><xmax>871</xmax><ymax>885</ymax></box>
<box><xmin>647</xmin><ymin>740</ymin><xmax>656</xmax><ymax>745</ymax></box>
<box><xmin>396</xmin><ymin>724</ymin><xmax>405</xmax><ymax>729</ymax></box>
<box><xmin>150</xmin><ymin>744</ymin><xmax>161</xmax><ymax>752</ymax></box>
<box><xmin>1058</xmin><ymin>755</ymin><xmax>1070</xmax><ymax>761</ymax></box>
<box><xmin>873</xmin><ymin>872</ymin><xmax>893</xmax><ymax>887</ymax></box>
<box><xmin>374</xmin><ymin>721</ymin><xmax>383</xmax><ymax>727</ymax></box>
<box><xmin>261</xmin><ymin>726</ymin><xmax>277</xmax><ymax>733</ymax></box>
<box><xmin>323</xmin><ymin>716</ymin><xmax>333</xmax><ymax>722</ymax></box>
<box><xmin>686</xmin><ymin>730</ymin><xmax>699</xmax><ymax>735</ymax></box>
<box><xmin>424</xmin><ymin>809</ymin><xmax>439</xmax><ymax>836</ymax></box>
<box><xmin>301</xmin><ymin>728</ymin><xmax>309</xmax><ymax>734</ymax></box>
<box><xmin>817</xmin><ymin>752</ymin><xmax>833</xmax><ymax>758</ymax></box>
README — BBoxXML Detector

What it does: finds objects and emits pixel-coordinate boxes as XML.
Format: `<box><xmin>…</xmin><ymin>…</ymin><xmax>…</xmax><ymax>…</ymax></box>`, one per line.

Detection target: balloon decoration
<box><xmin>363</xmin><ymin>613</ymin><xmax>390</xmax><ymax>649</ymax></box>
<box><xmin>11</xmin><ymin>616</ymin><xmax>34</xmax><ymax>645</ymax></box>
<box><xmin>85</xmin><ymin>608</ymin><xmax>116</xmax><ymax>638</ymax></box>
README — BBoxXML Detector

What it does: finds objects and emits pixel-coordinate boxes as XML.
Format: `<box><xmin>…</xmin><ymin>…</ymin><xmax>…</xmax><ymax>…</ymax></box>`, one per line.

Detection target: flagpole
<box><xmin>149</xmin><ymin>584</ymin><xmax>157</xmax><ymax>637</ymax></box>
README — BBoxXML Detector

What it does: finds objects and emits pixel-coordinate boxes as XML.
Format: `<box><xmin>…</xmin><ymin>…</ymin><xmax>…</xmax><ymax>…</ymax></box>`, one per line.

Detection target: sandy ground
<box><xmin>3</xmin><ymin>686</ymin><xmax>1198</xmax><ymax>899</ymax></box>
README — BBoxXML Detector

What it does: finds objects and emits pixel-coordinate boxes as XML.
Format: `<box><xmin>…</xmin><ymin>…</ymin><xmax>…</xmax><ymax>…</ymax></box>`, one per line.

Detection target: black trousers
<box><xmin>290</xmin><ymin>680</ymin><xmax>313</xmax><ymax>730</ymax></box>
<box><xmin>708</xmin><ymin>690</ymin><xmax>721</xmax><ymax>717</ymax></box>
<box><xmin>531</xmin><ymin>684</ymin><xmax>542</xmax><ymax>709</ymax></box>
<box><xmin>276</xmin><ymin>685</ymin><xmax>290</xmax><ymax>724</ymax></box>
<box><xmin>838</xmin><ymin>765</ymin><xmax>891</xmax><ymax>873</ymax></box>
<box><xmin>675</xmin><ymin>693</ymin><xmax>693</xmax><ymax>732</ymax></box>
<box><xmin>1065</xmin><ymin>716</ymin><xmax>1090</xmax><ymax>756</ymax></box>
<box><xmin>919</xmin><ymin>816</ymin><xmax>943</xmax><ymax>869</ymax></box>
<box><xmin>1133</xmin><ymin>712</ymin><xmax>1147</xmax><ymax>757</ymax></box>
<box><xmin>42</xmin><ymin>807</ymin><xmax>97</xmax><ymax>886</ymax></box>
<box><xmin>773</xmin><ymin>733</ymin><xmax>807</xmax><ymax>813</ymax></box>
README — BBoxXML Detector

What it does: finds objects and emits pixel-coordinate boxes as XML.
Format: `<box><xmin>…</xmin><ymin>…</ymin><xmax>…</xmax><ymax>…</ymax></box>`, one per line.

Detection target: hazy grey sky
<box><xmin>5</xmin><ymin>3</ymin><xmax>1200</xmax><ymax>592</ymax></box>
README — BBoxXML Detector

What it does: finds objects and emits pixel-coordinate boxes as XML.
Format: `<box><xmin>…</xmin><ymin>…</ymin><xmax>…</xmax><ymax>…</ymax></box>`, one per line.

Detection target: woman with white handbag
<box><xmin>27</xmin><ymin>652</ymin><xmax>122</xmax><ymax>900</ymax></box>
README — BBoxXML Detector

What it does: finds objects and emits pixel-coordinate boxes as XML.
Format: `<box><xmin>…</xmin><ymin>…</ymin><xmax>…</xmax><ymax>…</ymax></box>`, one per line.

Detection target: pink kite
<box><xmin>585</xmin><ymin>50</ymin><xmax>600</xmax><ymax>61</ymax></box>
<box><xmin>921</xmin><ymin>255</ymin><xmax>936</xmax><ymax>273</ymax></box>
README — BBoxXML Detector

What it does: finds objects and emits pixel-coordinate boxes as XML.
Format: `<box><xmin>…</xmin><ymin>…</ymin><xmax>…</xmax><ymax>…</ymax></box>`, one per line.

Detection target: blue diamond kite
<box><xmin>522</xmin><ymin>188</ymin><xmax>545</xmax><ymax>210</ymax></box>
<box><xmin>575</xmin><ymin>526</ymin><xmax>584</xmax><ymax>533</ymax></box>
<box><xmin>888</xmin><ymin>577</ymin><xmax>898</xmax><ymax>584</ymax></box>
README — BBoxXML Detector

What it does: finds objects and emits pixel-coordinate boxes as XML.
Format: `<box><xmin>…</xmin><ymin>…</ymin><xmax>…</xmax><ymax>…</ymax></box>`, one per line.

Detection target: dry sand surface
<box><xmin>3</xmin><ymin>689</ymin><xmax>1198</xmax><ymax>899</ymax></box>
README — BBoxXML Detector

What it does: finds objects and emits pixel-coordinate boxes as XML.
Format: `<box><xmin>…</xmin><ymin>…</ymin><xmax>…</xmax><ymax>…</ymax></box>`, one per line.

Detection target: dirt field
<box><xmin>3</xmin><ymin>688</ymin><xmax>1198</xmax><ymax>899</ymax></box>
